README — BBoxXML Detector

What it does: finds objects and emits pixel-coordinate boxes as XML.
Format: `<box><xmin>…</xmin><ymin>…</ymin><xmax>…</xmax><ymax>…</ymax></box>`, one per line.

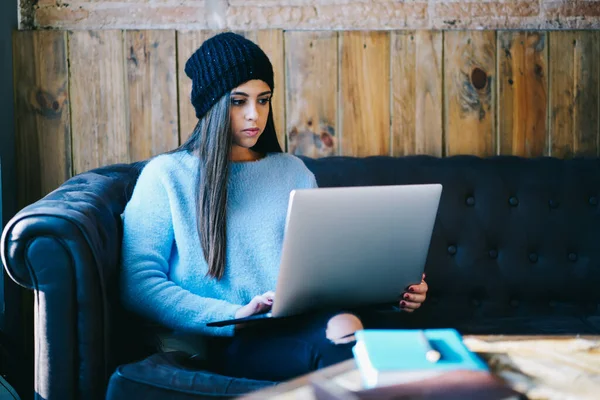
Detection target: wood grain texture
<box><xmin>14</xmin><ymin>29</ymin><xmax>600</xmax><ymax>183</ymax></box>
<box><xmin>444</xmin><ymin>31</ymin><xmax>497</xmax><ymax>157</ymax></box>
<box><xmin>69</xmin><ymin>30</ymin><xmax>129</xmax><ymax>174</ymax></box>
<box><xmin>126</xmin><ymin>30</ymin><xmax>179</xmax><ymax>161</ymax></box>
<box><xmin>176</xmin><ymin>30</ymin><xmax>216</xmax><ymax>144</ymax></box>
<box><xmin>391</xmin><ymin>31</ymin><xmax>443</xmax><ymax>156</ymax></box>
<box><xmin>240</xmin><ymin>30</ymin><xmax>286</xmax><ymax>149</ymax></box>
<box><xmin>340</xmin><ymin>31</ymin><xmax>391</xmax><ymax>157</ymax></box>
<box><xmin>256</xmin><ymin>30</ymin><xmax>286</xmax><ymax>150</ymax></box>
<box><xmin>498</xmin><ymin>31</ymin><xmax>548</xmax><ymax>157</ymax></box>
<box><xmin>13</xmin><ymin>30</ymin><xmax>71</xmax><ymax>208</ymax></box>
<box><xmin>549</xmin><ymin>31</ymin><xmax>600</xmax><ymax>158</ymax></box>
<box><xmin>285</xmin><ymin>31</ymin><xmax>338</xmax><ymax>158</ymax></box>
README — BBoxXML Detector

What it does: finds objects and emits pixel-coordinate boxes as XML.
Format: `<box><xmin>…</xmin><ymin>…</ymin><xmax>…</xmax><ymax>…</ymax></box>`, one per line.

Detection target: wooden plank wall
<box><xmin>13</xmin><ymin>29</ymin><xmax>600</xmax><ymax>209</ymax></box>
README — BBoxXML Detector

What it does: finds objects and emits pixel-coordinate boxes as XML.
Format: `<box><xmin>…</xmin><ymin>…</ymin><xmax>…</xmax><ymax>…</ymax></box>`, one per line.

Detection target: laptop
<box><xmin>207</xmin><ymin>183</ymin><xmax>442</xmax><ymax>327</ymax></box>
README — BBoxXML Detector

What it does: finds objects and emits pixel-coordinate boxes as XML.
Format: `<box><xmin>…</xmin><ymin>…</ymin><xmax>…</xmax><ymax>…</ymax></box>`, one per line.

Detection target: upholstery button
<box><xmin>568</xmin><ymin>252</ymin><xmax>577</xmax><ymax>262</ymax></box>
<box><xmin>549</xmin><ymin>199</ymin><xmax>559</xmax><ymax>209</ymax></box>
<box><xmin>465</xmin><ymin>196</ymin><xmax>475</xmax><ymax>206</ymax></box>
<box><xmin>529</xmin><ymin>253</ymin><xmax>538</xmax><ymax>263</ymax></box>
<box><xmin>590</xmin><ymin>196</ymin><xmax>598</xmax><ymax>206</ymax></box>
<box><xmin>508</xmin><ymin>196</ymin><xmax>519</xmax><ymax>206</ymax></box>
<box><xmin>447</xmin><ymin>245</ymin><xmax>457</xmax><ymax>255</ymax></box>
<box><xmin>488</xmin><ymin>249</ymin><xmax>498</xmax><ymax>259</ymax></box>
<box><xmin>510</xmin><ymin>300</ymin><xmax>519</xmax><ymax>307</ymax></box>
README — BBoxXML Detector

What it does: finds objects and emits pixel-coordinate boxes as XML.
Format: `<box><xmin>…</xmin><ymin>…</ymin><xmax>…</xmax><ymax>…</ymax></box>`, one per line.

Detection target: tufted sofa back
<box><xmin>302</xmin><ymin>155</ymin><xmax>600</xmax><ymax>332</ymax></box>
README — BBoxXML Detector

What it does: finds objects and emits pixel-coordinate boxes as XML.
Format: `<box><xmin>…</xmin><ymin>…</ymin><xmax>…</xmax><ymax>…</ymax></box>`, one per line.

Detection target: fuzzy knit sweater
<box><xmin>120</xmin><ymin>151</ymin><xmax>317</xmax><ymax>336</ymax></box>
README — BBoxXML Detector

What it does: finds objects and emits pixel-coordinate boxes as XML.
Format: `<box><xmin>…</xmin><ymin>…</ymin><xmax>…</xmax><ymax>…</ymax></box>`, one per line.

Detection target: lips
<box><xmin>243</xmin><ymin>128</ymin><xmax>260</xmax><ymax>137</ymax></box>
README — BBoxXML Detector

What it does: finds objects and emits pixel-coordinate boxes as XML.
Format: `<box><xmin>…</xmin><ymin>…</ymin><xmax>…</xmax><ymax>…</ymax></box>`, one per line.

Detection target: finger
<box><xmin>399</xmin><ymin>300</ymin><xmax>422</xmax><ymax>310</ymax></box>
<box><xmin>259</xmin><ymin>295</ymin><xmax>274</xmax><ymax>304</ymax></box>
<box><xmin>398</xmin><ymin>300</ymin><xmax>416</xmax><ymax>312</ymax></box>
<box><xmin>251</xmin><ymin>296</ymin><xmax>271</xmax><ymax>309</ymax></box>
<box><xmin>254</xmin><ymin>301</ymin><xmax>272</xmax><ymax>313</ymax></box>
<box><xmin>402</xmin><ymin>293</ymin><xmax>426</xmax><ymax>304</ymax></box>
<box><xmin>252</xmin><ymin>305</ymin><xmax>269</xmax><ymax>316</ymax></box>
<box><xmin>407</xmin><ymin>281</ymin><xmax>428</xmax><ymax>294</ymax></box>
<box><xmin>260</xmin><ymin>292</ymin><xmax>275</xmax><ymax>303</ymax></box>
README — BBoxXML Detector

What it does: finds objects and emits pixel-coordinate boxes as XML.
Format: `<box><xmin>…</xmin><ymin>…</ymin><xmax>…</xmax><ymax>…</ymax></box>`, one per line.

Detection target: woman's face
<box><xmin>229</xmin><ymin>79</ymin><xmax>272</xmax><ymax>156</ymax></box>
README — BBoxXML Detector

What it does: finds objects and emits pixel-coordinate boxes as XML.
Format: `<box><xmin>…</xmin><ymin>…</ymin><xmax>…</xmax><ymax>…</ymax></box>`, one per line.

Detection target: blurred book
<box><xmin>352</xmin><ymin>328</ymin><xmax>488</xmax><ymax>389</ymax></box>
<box><xmin>311</xmin><ymin>370</ymin><xmax>523</xmax><ymax>400</ymax></box>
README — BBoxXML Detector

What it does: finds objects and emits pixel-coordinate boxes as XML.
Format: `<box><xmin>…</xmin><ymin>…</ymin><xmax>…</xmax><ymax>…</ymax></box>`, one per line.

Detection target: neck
<box><xmin>230</xmin><ymin>146</ymin><xmax>263</xmax><ymax>162</ymax></box>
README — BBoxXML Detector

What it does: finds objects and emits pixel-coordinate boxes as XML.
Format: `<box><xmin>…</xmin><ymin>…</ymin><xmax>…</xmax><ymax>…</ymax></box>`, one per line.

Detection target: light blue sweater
<box><xmin>120</xmin><ymin>151</ymin><xmax>317</xmax><ymax>336</ymax></box>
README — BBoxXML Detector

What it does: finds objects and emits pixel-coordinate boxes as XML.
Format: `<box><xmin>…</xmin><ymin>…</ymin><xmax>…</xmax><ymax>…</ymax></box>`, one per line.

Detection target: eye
<box><xmin>231</xmin><ymin>98</ymin><xmax>245</xmax><ymax>106</ymax></box>
<box><xmin>258</xmin><ymin>97</ymin><xmax>271</xmax><ymax>105</ymax></box>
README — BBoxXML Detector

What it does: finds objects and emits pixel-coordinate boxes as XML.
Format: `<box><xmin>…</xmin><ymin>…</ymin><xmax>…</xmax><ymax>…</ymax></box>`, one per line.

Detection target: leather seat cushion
<box><xmin>106</xmin><ymin>352</ymin><xmax>277</xmax><ymax>400</ymax></box>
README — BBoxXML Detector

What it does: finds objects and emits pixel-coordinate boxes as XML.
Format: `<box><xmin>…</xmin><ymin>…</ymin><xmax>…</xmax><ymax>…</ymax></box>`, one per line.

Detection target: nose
<box><xmin>245</xmin><ymin>102</ymin><xmax>258</xmax><ymax>121</ymax></box>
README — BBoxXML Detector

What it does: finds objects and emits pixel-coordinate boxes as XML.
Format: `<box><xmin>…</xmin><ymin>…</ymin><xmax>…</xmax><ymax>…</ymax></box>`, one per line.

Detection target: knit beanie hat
<box><xmin>185</xmin><ymin>32</ymin><xmax>275</xmax><ymax>120</ymax></box>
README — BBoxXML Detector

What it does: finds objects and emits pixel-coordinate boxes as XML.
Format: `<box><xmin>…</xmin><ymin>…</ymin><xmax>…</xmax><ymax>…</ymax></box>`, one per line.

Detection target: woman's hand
<box><xmin>400</xmin><ymin>274</ymin><xmax>428</xmax><ymax>312</ymax></box>
<box><xmin>235</xmin><ymin>291</ymin><xmax>275</xmax><ymax>319</ymax></box>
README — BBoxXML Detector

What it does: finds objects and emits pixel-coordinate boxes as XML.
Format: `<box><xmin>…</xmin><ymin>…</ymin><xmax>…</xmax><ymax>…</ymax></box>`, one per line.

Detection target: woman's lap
<box><xmin>213</xmin><ymin>306</ymin><xmax>404</xmax><ymax>381</ymax></box>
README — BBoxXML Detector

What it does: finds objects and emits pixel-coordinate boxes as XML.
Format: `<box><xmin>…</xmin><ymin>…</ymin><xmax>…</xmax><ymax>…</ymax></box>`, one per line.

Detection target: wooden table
<box><xmin>240</xmin><ymin>335</ymin><xmax>600</xmax><ymax>400</ymax></box>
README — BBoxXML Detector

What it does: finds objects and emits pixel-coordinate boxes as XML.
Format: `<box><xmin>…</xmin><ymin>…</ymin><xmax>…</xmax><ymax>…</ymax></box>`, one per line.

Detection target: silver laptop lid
<box><xmin>272</xmin><ymin>184</ymin><xmax>442</xmax><ymax>317</ymax></box>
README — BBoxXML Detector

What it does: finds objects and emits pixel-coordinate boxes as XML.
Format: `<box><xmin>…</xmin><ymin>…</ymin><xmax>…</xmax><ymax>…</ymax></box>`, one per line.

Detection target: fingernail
<box><xmin>409</xmin><ymin>287</ymin><xmax>414</xmax><ymax>292</ymax></box>
<box><xmin>400</xmin><ymin>301</ymin><xmax>407</xmax><ymax>307</ymax></box>
<box><xmin>423</xmin><ymin>273</ymin><xmax>427</xmax><ymax>279</ymax></box>
<box><xmin>403</xmin><ymin>294</ymin><xmax>410</xmax><ymax>300</ymax></box>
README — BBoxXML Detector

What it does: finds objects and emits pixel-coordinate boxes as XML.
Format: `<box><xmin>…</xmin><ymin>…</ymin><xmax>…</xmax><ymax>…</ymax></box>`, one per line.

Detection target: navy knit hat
<box><xmin>185</xmin><ymin>32</ymin><xmax>275</xmax><ymax>120</ymax></box>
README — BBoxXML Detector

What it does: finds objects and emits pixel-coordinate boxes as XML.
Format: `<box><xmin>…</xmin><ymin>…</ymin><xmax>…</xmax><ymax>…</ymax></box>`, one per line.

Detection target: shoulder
<box><xmin>266</xmin><ymin>153</ymin><xmax>312</xmax><ymax>175</ymax></box>
<box><xmin>265</xmin><ymin>153</ymin><xmax>317</xmax><ymax>188</ymax></box>
<box><xmin>128</xmin><ymin>152</ymin><xmax>197</xmax><ymax>208</ymax></box>
<box><xmin>139</xmin><ymin>151</ymin><xmax>197</xmax><ymax>183</ymax></box>
<box><xmin>131</xmin><ymin>152</ymin><xmax>198</xmax><ymax>200</ymax></box>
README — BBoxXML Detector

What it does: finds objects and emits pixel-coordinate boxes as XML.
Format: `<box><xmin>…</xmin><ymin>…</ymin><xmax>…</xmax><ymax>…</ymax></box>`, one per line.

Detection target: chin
<box><xmin>245</xmin><ymin>137</ymin><xmax>262</xmax><ymax>148</ymax></box>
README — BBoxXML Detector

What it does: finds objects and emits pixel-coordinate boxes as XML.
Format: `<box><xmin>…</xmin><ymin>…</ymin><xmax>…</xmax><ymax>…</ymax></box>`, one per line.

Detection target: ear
<box><xmin>320</xmin><ymin>130</ymin><xmax>334</xmax><ymax>148</ymax></box>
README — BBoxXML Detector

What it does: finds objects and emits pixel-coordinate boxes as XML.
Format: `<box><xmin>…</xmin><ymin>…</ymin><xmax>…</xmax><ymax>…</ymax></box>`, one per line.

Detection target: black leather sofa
<box><xmin>2</xmin><ymin>155</ymin><xmax>600</xmax><ymax>400</ymax></box>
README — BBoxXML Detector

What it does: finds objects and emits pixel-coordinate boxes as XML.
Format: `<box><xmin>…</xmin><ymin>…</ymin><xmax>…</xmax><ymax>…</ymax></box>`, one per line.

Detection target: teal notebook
<box><xmin>352</xmin><ymin>328</ymin><xmax>488</xmax><ymax>388</ymax></box>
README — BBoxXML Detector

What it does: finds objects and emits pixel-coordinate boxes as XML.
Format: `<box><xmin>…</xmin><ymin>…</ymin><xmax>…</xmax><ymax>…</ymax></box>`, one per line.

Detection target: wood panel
<box><xmin>549</xmin><ymin>31</ymin><xmax>600</xmax><ymax>158</ymax></box>
<box><xmin>498</xmin><ymin>31</ymin><xmax>548</xmax><ymax>157</ymax></box>
<box><xmin>391</xmin><ymin>31</ymin><xmax>443</xmax><ymax>157</ymax></box>
<box><xmin>69</xmin><ymin>30</ymin><xmax>129</xmax><ymax>174</ymax></box>
<box><xmin>176</xmin><ymin>31</ymin><xmax>217</xmax><ymax>145</ymax></box>
<box><xmin>13</xmin><ymin>30</ymin><xmax>71</xmax><ymax>208</ymax></box>
<box><xmin>285</xmin><ymin>31</ymin><xmax>338</xmax><ymax>158</ymax></box>
<box><xmin>12</xmin><ymin>28</ymin><xmax>600</xmax><ymax>195</ymax></box>
<box><xmin>444</xmin><ymin>31</ymin><xmax>497</xmax><ymax>157</ymax></box>
<box><xmin>340</xmin><ymin>31</ymin><xmax>390</xmax><ymax>157</ymax></box>
<box><xmin>248</xmin><ymin>30</ymin><xmax>286</xmax><ymax>150</ymax></box>
<box><xmin>126</xmin><ymin>30</ymin><xmax>179</xmax><ymax>161</ymax></box>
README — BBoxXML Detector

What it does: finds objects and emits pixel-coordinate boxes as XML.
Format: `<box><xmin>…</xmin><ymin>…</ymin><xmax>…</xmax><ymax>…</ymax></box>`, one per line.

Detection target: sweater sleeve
<box><xmin>299</xmin><ymin>163</ymin><xmax>318</xmax><ymax>189</ymax></box>
<box><xmin>306</xmin><ymin>172</ymin><xmax>318</xmax><ymax>189</ymax></box>
<box><xmin>120</xmin><ymin>160</ymin><xmax>241</xmax><ymax>336</ymax></box>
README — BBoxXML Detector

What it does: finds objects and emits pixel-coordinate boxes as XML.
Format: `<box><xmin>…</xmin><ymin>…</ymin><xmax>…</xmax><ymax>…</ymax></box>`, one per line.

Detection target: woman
<box><xmin>121</xmin><ymin>32</ymin><xmax>429</xmax><ymax>382</ymax></box>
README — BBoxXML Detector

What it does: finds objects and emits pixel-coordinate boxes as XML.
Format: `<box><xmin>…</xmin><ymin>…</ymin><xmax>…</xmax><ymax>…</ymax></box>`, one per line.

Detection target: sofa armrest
<box><xmin>1</xmin><ymin>161</ymin><xmax>145</xmax><ymax>400</ymax></box>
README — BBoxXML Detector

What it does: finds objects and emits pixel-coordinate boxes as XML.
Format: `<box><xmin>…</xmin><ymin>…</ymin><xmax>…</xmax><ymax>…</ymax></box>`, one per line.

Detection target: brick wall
<box><xmin>21</xmin><ymin>0</ymin><xmax>600</xmax><ymax>30</ymax></box>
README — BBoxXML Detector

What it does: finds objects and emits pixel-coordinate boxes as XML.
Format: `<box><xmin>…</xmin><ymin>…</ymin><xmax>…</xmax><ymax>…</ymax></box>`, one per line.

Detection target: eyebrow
<box><xmin>231</xmin><ymin>91</ymin><xmax>272</xmax><ymax>97</ymax></box>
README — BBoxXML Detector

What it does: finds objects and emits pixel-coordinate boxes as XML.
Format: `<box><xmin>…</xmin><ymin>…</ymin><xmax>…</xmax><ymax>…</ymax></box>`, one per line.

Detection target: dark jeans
<box><xmin>211</xmin><ymin>306</ymin><xmax>406</xmax><ymax>382</ymax></box>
